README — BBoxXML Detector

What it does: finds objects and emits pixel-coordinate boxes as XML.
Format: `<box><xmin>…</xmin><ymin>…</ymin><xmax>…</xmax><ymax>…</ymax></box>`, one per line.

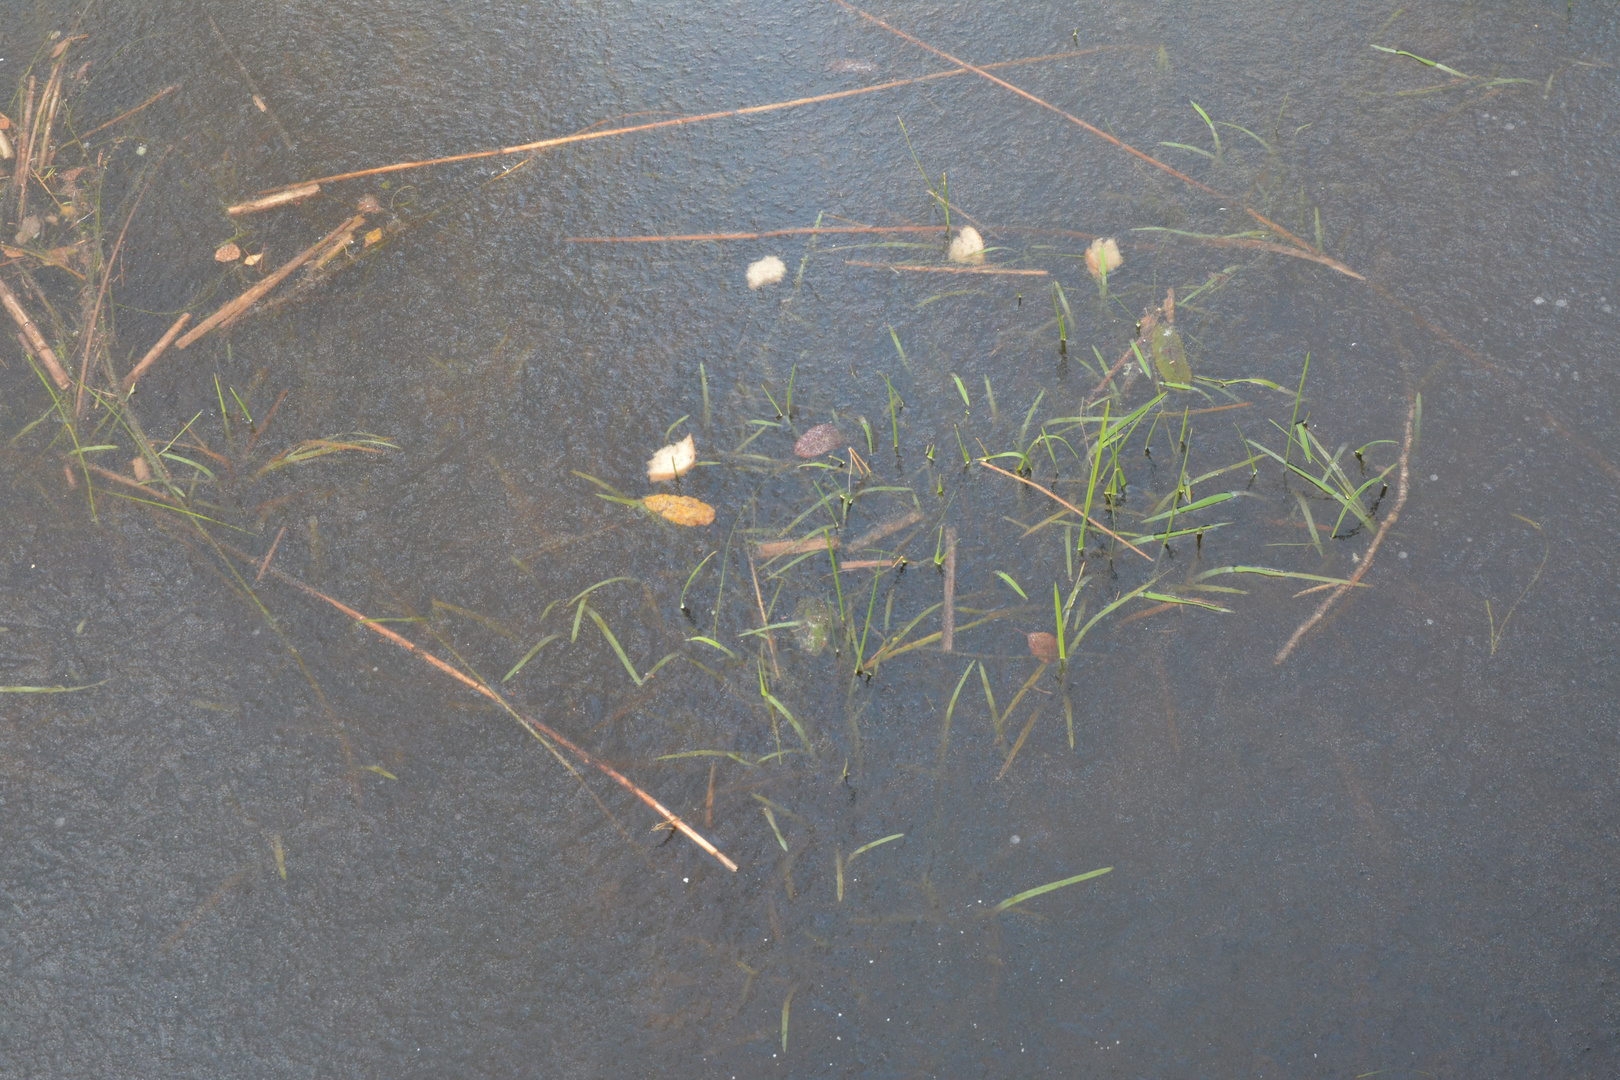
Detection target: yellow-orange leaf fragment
<box><xmin>645</xmin><ymin>493</ymin><xmax>715</xmax><ymax>527</ymax></box>
<box><xmin>364</xmin><ymin>228</ymin><xmax>382</xmax><ymax>247</ymax></box>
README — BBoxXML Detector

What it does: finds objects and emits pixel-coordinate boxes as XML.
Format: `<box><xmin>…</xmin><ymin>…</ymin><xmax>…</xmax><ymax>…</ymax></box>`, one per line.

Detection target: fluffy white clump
<box><xmin>646</xmin><ymin>434</ymin><xmax>697</xmax><ymax>483</ymax></box>
<box><xmin>1085</xmin><ymin>237</ymin><xmax>1123</xmax><ymax>279</ymax></box>
<box><xmin>746</xmin><ymin>256</ymin><xmax>786</xmax><ymax>289</ymax></box>
<box><xmin>947</xmin><ymin>226</ymin><xmax>985</xmax><ymax>265</ymax></box>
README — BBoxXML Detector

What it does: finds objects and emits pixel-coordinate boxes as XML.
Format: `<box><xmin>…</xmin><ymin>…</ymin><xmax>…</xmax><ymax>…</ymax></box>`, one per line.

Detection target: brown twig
<box><xmin>226</xmin><ymin>183</ymin><xmax>319</xmax><ymax>217</ymax></box>
<box><xmin>209</xmin><ymin>16</ymin><xmax>295</xmax><ymax>150</ymax></box>
<box><xmin>121</xmin><ymin>312</ymin><xmax>191</xmax><ymax>392</ymax></box>
<box><xmin>234</xmin><ymin>552</ymin><xmax>738</xmax><ymax>871</ymax></box>
<box><xmin>976</xmin><ymin>459</ymin><xmax>1154</xmax><ymax>561</ymax></box>
<box><xmin>255</xmin><ymin>525</ymin><xmax>287</xmax><ymax>583</ymax></box>
<box><xmin>0</xmin><ymin>276</ymin><xmax>69</xmax><ymax>387</ymax></box>
<box><xmin>567</xmin><ymin>225</ymin><xmax>944</xmax><ymax>243</ymax></box>
<box><xmin>261</xmin><ymin>48</ymin><xmax>1122</xmax><ymax>193</ymax></box>
<box><xmin>61</xmin><ymin>84</ymin><xmax>180</xmax><ymax>149</ymax></box>
<box><xmin>748</xmin><ymin>555</ymin><xmax>780</xmax><ymax>679</ymax></box>
<box><xmin>940</xmin><ymin>527</ymin><xmax>957</xmax><ymax>652</ymax></box>
<box><xmin>176</xmin><ymin>214</ymin><xmax>365</xmax><ymax>349</ymax></box>
<box><xmin>1274</xmin><ymin>400</ymin><xmax>1415</xmax><ymax>664</ymax></box>
<box><xmin>831</xmin><ymin>0</ymin><xmax>1226</xmax><ymax>199</ymax></box>
<box><xmin>78</xmin><ymin>171</ymin><xmax>157</xmax><ymax>416</ymax></box>
<box><xmin>846</xmin><ymin>261</ymin><xmax>1047</xmax><ymax>275</ymax></box>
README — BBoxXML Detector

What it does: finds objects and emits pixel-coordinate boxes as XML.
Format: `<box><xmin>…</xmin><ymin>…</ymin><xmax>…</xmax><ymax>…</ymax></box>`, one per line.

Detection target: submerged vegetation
<box><xmin>11</xmin><ymin>6</ymin><xmax>1574</xmax><ymax>1058</ymax></box>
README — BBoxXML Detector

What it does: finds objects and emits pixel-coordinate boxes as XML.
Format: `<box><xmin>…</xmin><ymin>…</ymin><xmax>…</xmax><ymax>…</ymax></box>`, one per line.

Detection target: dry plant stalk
<box><xmin>122</xmin><ymin>313</ymin><xmax>191</xmax><ymax>391</ymax></box>
<box><xmin>226</xmin><ymin>183</ymin><xmax>319</xmax><ymax>216</ymax></box>
<box><xmin>262</xmin><ymin>49</ymin><xmax>1119</xmax><ymax>193</ymax></box>
<box><xmin>568</xmin><ymin>224</ymin><xmax>945</xmax><ymax>243</ymax></box>
<box><xmin>176</xmin><ymin>213</ymin><xmax>365</xmax><ymax>348</ymax></box>
<box><xmin>976</xmin><ymin>459</ymin><xmax>1153</xmax><ymax>560</ymax></box>
<box><xmin>845</xmin><ymin>261</ymin><xmax>1048</xmax><ymax>275</ymax></box>
<box><xmin>940</xmin><ymin>527</ymin><xmax>957</xmax><ymax>652</ymax></box>
<box><xmin>0</xmin><ymin>277</ymin><xmax>69</xmax><ymax>387</ymax></box>
<box><xmin>241</xmin><ymin>553</ymin><xmax>738</xmax><ymax>871</ymax></box>
<box><xmin>1274</xmin><ymin>400</ymin><xmax>1416</xmax><ymax>664</ymax></box>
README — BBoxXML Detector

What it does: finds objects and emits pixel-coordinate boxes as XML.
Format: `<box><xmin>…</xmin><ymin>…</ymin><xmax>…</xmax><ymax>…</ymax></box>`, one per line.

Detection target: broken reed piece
<box><xmin>229</xmin><ymin>548</ymin><xmax>739</xmax><ymax>872</ymax></box>
<box><xmin>0</xmin><ymin>275</ymin><xmax>69</xmax><ymax>387</ymax></box>
<box><xmin>122</xmin><ymin>312</ymin><xmax>191</xmax><ymax>392</ymax></box>
<box><xmin>941</xmin><ymin>527</ymin><xmax>957</xmax><ymax>652</ymax></box>
<box><xmin>226</xmin><ymin>182</ymin><xmax>319</xmax><ymax>217</ymax></box>
<box><xmin>175</xmin><ymin>213</ymin><xmax>365</xmax><ymax>349</ymax></box>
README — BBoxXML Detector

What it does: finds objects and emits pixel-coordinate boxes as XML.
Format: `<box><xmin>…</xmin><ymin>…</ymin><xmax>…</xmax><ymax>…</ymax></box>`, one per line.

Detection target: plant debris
<box><xmin>1085</xmin><ymin>237</ymin><xmax>1122</xmax><ymax>280</ymax></box>
<box><xmin>646</xmin><ymin>433</ymin><xmax>697</xmax><ymax>482</ymax></box>
<box><xmin>794</xmin><ymin>423</ymin><xmax>842</xmax><ymax>458</ymax></box>
<box><xmin>747</xmin><ymin>255</ymin><xmax>786</xmax><ymax>289</ymax></box>
<box><xmin>645</xmin><ymin>493</ymin><xmax>715</xmax><ymax>526</ymax></box>
<box><xmin>947</xmin><ymin>226</ymin><xmax>985</xmax><ymax>264</ymax></box>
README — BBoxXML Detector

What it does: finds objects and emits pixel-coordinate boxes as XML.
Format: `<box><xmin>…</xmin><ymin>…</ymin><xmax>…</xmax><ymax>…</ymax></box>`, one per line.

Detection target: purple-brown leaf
<box><xmin>1026</xmin><ymin>632</ymin><xmax>1060</xmax><ymax>663</ymax></box>
<box><xmin>794</xmin><ymin>423</ymin><xmax>842</xmax><ymax>459</ymax></box>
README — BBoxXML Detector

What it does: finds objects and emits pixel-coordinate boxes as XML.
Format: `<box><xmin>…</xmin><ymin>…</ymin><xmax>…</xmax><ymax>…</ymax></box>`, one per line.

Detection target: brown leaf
<box><xmin>793</xmin><ymin>423</ymin><xmax>842</xmax><ymax>458</ymax></box>
<box><xmin>644</xmin><ymin>493</ymin><xmax>715</xmax><ymax>527</ymax></box>
<box><xmin>356</xmin><ymin>194</ymin><xmax>383</xmax><ymax>214</ymax></box>
<box><xmin>1026</xmin><ymin>632</ymin><xmax>1060</xmax><ymax>663</ymax></box>
<box><xmin>214</xmin><ymin>242</ymin><xmax>241</xmax><ymax>262</ymax></box>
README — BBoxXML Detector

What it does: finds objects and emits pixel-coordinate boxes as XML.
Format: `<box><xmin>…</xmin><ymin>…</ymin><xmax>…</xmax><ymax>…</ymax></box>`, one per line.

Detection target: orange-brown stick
<box><xmin>122</xmin><ymin>313</ymin><xmax>191</xmax><ymax>392</ymax></box>
<box><xmin>977</xmin><ymin>459</ymin><xmax>1154</xmax><ymax>561</ymax></box>
<box><xmin>246</xmin><ymin>557</ymin><xmax>738</xmax><ymax>871</ymax></box>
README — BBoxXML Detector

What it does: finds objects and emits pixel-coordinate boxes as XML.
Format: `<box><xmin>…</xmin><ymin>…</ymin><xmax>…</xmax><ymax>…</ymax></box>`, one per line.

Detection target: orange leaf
<box><xmin>644</xmin><ymin>493</ymin><xmax>715</xmax><ymax>527</ymax></box>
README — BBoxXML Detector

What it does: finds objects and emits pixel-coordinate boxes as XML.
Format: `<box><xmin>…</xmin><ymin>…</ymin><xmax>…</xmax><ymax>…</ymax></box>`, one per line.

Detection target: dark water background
<box><xmin>2</xmin><ymin>0</ymin><xmax>1617</xmax><ymax>1075</ymax></box>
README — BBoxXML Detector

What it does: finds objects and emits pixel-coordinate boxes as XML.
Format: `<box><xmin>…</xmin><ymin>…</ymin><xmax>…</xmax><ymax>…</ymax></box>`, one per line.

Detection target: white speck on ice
<box><xmin>1554</xmin><ymin>298</ymin><xmax>1568</xmax><ymax>308</ymax></box>
<box><xmin>1399</xmin><ymin>551</ymin><xmax>1409</xmax><ymax>559</ymax></box>
<box><xmin>746</xmin><ymin>255</ymin><xmax>785</xmax><ymax>289</ymax></box>
<box><xmin>1430</xmin><ymin>474</ymin><xmax>1439</xmax><ymax>481</ymax></box>
<box><xmin>1533</xmin><ymin>296</ymin><xmax>1546</xmax><ymax>305</ymax></box>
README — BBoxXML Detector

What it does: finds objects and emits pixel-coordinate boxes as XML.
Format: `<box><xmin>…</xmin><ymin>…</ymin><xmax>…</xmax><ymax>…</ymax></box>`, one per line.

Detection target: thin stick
<box><xmin>941</xmin><ymin>527</ymin><xmax>957</xmax><ymax>652</ymax></box>
<box><xmin>1246</xmin><ymin>209</ymin><xmax>1319</xmax><ymax>254</ymax></box>
<box><xmin>0</xmin><ymin>276</ymin><xmax>68</xmax><ymax>387</ymax></box>
<box><xmin>122</xmin><ymin>312</ymin><xmax>191</xmax><ymax>391</ymax></box>
<box><xmin>846</xmin><ymin>261</ymin><xmax>1047</xmax><ymax>275</ymax></box>
<box><xmin>226</xmin><ymin>183</ymin><xmax>319</xmax><ymax>217</ymax></box>
<box><xmin>1274</xmin><ymin>400</ymin><xmax>1415</xmax><ymax>664</ymax></box>
<box><xmin>240</xmin><ymin>556</ymin><xmax>737</xmax><ymax>870</ymax></box>
<box><xmin>977</xmin><ymin>459</ymin><xmax>1153</xmax><ymax>561</ymax></box>
<box><xmin>255</xmin><ymin>525</ymin><xmax>287</xmax><ymax>583</ymax></box>
<box><xmin>835</xmin><ymin>557</ymin><xmax>906</xmax><ymax>571</ymax></box>
<box><xmin>209</xmin><ymin>15</ymin><xmax>295</xmax><ymax>150</ymax></box>
<box><xmin>61</xmin><ymin>84</ymin><xmax>180</xmax><ymax>148</ymax></box>
<box><xmin>79</xmin><ymin>173</ymin><xmax>156</xmax><ymax>416</ymax></box>
<box><xmin>175</xmin><ymin>214</ymin><xmax>366</xmax><ymax>349</ymax></box>
<box><xmin>1149</xmin><ymin>233</ymin><xmax>1364</xmax><ymax>280</ymax></box>
<box><xmin>568</xmin><ymin>225</ymin><xmax>945</xmax><ymax>243</ymax></box>
<box><xmin>1085</xmin><ymin>342</ymin><xmax>1138</xmax><ymax>405</ymax></box>
<box><xmin>831</xmin><ymin>0</ymin><xmax>1225</xmax><ymax>198</ymax></box>
<box><xmin>749</xmin><ymin>555</ymin><xmax>780</xmax><ymax>679</ymax></box>
<box><xmin>262</xmin><ymin>49</ymin><xmax>1119</xmax><ymax>192</ymax></box>
<box><xmin>706</xmin><ymin>761</ymin><xmax>716</xmax><ymax>828</ymax></box>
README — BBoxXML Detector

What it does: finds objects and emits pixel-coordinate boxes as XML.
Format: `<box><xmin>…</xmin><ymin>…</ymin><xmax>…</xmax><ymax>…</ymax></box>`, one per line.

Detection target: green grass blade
<box><xmin>586</xmin><ymin>606</ymin><xmax>643</xmax><ymax>686</ymax></box>
<box><xmin>847</xmin><ymin>833</ymin><xmax>905</xmax><ymax>861</ymax></box>
<box><xmin>994</xmin><ymin>866</ymin><xmax>1114</xmax><ymax>912</ymax></box>
<box><xmin>995</xmin><ymin>571</ymin><xmax>1028</xmax><ymax>600</ymax></box>
<box><xmin>503</xmin><ymin>632</ymin><xmax>561</xmax><ymax>682</ymax></box>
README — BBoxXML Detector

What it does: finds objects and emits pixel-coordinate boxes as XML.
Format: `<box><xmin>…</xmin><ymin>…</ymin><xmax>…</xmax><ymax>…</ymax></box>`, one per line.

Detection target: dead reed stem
<box><xmin>226</xmin><ymin>183</ymin><xmax>319</xmax><ymax>217</ymax></box>
<box><xmin>262</xmin><ymin>49</ymin><xmax>1119</xmax><ymax>192</ymax></box>
<box><xmin>749</xmin><ymin>555</ymin><xmax>780</xmax><ymax>679</ymax></box>
<box><xmin>176</xmin><ymin>214</ymin><xmax>366</xmax><ymax>349</ymax></box>
<box><xmin>78</xmin><ymin>170</ymin><xmax>156</xmax><ymax>416</ymax></box>
<box><xmin>0</xmin><ymin>276</ymin><xmax>68</xmax><ymax>387</ymax></box>
<box><xmin>237</xmin><ymin>551</ymin><xmax>738</xmax><ymax>871</ymax></box>
<box><xmin>941</xmin><ymin>527</ymin><xmax>957</xmax><ymax>652</ymax></box>
<box><xmin>845</xmin><ymin>261</ymin><xmax>1047</xmax><ymax>275</ymax></box>
<box><xmin>831</xmin><ymin>0</ymin><xmax>1225</xmax><ymax>198</ymax></box>
<box><xmin>62</xmin><ymin>84</ymin><xmax>179</xmax><ymax>149</ymax></box>
<box><xmin>1274</xmin><ymin>399</ymin><xmax>1415</xmax><ymax>664</ymax></box>
<box><xmin>567</xmin><ymin>225</ymin><xmax>945</xmax><ymax>243</ymax></box>
<box><xmin>122</xmin><ymin>312</ymin><xmax>191</xmax><ymax>391</ymax></box>
<box><xmin>976</xmin><ymin>459</ymin><xmax>1153</xmax><ymax>561</ymax></box>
